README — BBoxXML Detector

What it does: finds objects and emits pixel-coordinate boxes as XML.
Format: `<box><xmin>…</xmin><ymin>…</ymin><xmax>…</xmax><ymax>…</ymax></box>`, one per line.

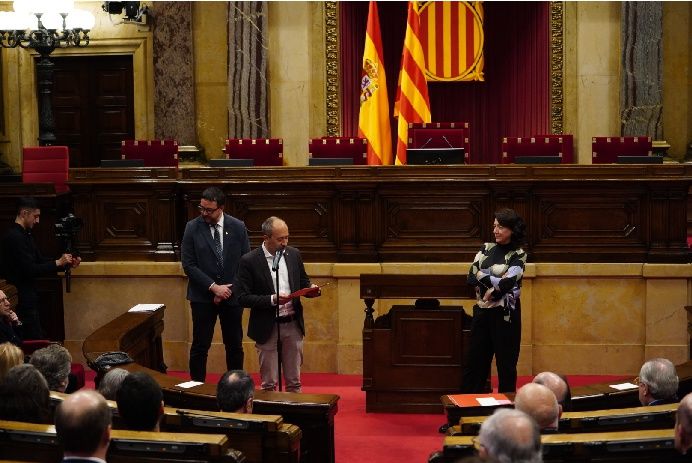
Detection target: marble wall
<box><xmin>63</xmin><ymin>261</ymin><xmax>691</xmax><ymax>378</ymax></box>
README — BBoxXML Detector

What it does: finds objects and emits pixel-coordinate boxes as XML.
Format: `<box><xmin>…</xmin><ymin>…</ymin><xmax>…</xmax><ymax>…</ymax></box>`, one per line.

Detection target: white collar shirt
<box><xmin>262</xmin><ymin>242</ymin><xmax>294</xmax><ymax>317</ymax></box>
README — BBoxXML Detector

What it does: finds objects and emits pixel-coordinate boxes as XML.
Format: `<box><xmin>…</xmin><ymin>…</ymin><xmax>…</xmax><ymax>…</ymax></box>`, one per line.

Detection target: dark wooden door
<box><xmin>47</xmin><ymin>55</ymin><xmax>134</xmax><ymax>167</ymax></box>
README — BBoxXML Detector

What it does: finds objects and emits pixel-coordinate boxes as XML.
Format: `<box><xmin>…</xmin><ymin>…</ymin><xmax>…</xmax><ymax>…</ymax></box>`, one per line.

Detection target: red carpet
<box><xmin>86</xmin><ymin>371</ymin><xmax>630</xmax><ymax>462</ymax></box>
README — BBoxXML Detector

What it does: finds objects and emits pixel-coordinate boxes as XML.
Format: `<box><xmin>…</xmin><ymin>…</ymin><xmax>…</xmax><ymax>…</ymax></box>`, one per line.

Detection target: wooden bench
<box><xmin>441</xmin><ymin>360</ymin><xmax>692</xmax><ymax>426</ymax></box>
<box><xmin>49</xmin><ymin>391</ymin><xmax>301</xmax><ymax>463</ymax></box>
<box><xmin>430</xmin><ymin>428</ymin><xmax>686</xmax><ymax>462</ymax></box>
<box><xmin>82</xmin><ymin>307</ymin><xmax>338</xmax><ymax>463</ymax></box>
<box><xmin>0</xmin><ymin>419</ymin><xmax>245</xmax><ymax>463</ymax></box>
<box><xmin>361</xmin><ymin>274</ymin><xmax>476</xmax><ymax>413</ymax></box>
<box><xmin>449</xmin><ymin>402</ymin><xmax>678</xmax><ymax>436</ymax></box>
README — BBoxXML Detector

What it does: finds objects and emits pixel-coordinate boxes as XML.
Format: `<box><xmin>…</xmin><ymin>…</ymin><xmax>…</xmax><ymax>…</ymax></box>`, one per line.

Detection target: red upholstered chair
<box><xmin>534</xmin><ymin>134</ymin><xmax>574</xmax><ymax>163</ymax></box>
<box><xmin>22</xmin><ymin>146</ymin><xmax>70</xmax><ymax>193</ymax></box>
<box><xmin>121</xmin><ymin>140</ymin><xmax>179</xmax><ymax>167</ymax></box>
<box><xmin>501</xmin><ymin>136</ymin><xmax>565</xmax><ymax>164</ymax></box>
<box><xmin>308</xmin><ymin>137</ymin><xmax>367</xmax><ymax>165</ymax></box>
<box><xmin>591</xmin><ymin>136</ymin><xmax>652</xmax><ymax>164</ymax></box>
<box><xmin>224</xmin><ymin>138</ymin><xmax>283</xmax><ymax>166</ymax></box>
<box><xmin>407</xmin><ymin>122</ymin><xmax>471</xmax><ymax>163</ymax></box>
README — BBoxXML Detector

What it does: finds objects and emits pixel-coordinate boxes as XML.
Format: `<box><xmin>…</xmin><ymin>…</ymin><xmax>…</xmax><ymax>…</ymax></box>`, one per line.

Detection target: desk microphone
<box><xmin>419</xmin><ymin>137</ymin><xmax>433</xmax><ymax>148</ymax></box>
<box><xmin>272</xmin><ymin>247</ymin><xmax>285</xmax><ymax>271</ymax></box>
<box><xmin>441</xmin><ymin>135</ymin><xmax>454</xmax><ymax>148</ymax></box>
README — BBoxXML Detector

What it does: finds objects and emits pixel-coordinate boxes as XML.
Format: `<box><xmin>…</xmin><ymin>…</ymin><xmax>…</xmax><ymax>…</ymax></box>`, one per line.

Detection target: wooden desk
<box><xmin>82</xmin><ymin>308</ymin><xmax>339</xmax><ymax>463</ymax></box>
<box><xmin>361</xmin><ymin>274</ymin><xmax>476</xmax><ymax>413</ymax></box>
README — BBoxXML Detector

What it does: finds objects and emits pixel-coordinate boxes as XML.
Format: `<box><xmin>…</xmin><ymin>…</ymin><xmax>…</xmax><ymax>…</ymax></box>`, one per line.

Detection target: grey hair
<box><xmin>478</xmin><ymin>408</ymin><xmax>543</xmax><ymax>463</ymax></box>
<box><xmin>29</xmin><ymin>344</ymin><xmax>72</xmax><ymax>392</ymax></box>
<box><xmin>98</xmin><ymin>368</ymin><xmax>130</xmax><ymax>401</ymax></box>
<box><xmin>640</xmin><ymin>358</ymin><xmax>679</xmax><ymax>401</ymax></box>
<box><xmin>261</xmin><ymin>216</ymin><xmax>284</xmax><ymax>237</ymax></box>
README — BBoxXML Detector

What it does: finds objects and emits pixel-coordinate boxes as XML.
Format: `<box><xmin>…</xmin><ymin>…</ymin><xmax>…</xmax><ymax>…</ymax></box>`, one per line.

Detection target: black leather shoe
<box><xmin>438</xmin><ymin>423</ymin><xmax>450</xmax><ymax>434</ymax></box>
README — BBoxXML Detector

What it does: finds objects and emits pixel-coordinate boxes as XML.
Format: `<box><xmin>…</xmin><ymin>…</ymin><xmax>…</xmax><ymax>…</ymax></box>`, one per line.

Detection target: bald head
<box><xmin>533</xmin><ymin>371</ymin><xmax>571</xmax><ymax>411</ymax></box>
<box><xmin>478</xmin><ymin>408</ymin><xmax>542</xmax><ymax>462</ymax></box>
<box><xmin>515</xmin><ymin>382</ymin><xmax>560</xmax><ymax>430</ymax></box>
<box><xmin>55</xmin><ymin>390</ymin><xmax>111</xmax><ymax>458</ymax></box>
<box><xmin>675</xmin><ymin>393</ymin><xmax>692</xmax><ymax>454</ymax></box>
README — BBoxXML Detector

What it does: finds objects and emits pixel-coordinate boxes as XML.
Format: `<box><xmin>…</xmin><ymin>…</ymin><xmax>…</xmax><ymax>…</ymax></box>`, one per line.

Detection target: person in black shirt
<box><xmin>462</xmin><ymin>208</ymin><xmax>527</xmax><ymax>394</ymax></box>
<box><xmin>0</xmin><ymin>197</ymin><xmax>80</xmax><ymax>339</ymax></box>
<box><xmin>0</xmin><ymin>289</ymin><xmax>21</xmax><ymax>345</ymax></box>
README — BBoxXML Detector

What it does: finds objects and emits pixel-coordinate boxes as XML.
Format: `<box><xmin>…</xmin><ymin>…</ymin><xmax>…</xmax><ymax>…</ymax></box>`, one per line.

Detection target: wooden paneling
<box><xmin>65</xmin><ymin>165</ymin><xmax>691</xmax><ymax>263</ymax></box>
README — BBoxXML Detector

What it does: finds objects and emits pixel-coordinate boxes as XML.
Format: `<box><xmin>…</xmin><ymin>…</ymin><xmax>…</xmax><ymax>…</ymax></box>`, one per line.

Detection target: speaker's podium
<box><xmin>360</xmin><ymin>274</ymin><xmax>475</xmax><ymax>413</ymax></box>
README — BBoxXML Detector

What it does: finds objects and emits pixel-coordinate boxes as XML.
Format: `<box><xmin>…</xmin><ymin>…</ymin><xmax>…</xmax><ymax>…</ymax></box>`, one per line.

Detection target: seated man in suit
<box><xmin>217</xmin><ymin>369</ymin><xmax>255</xmax><ymax>413</ymax></box>
<box><xmin>477</xmin><ymin>408</ymin><xmax>542</xmax><ymax>462</ymax></box>
<box><xmin>514</xmin><ymin>382</ymin><xmax>561</xmax><ymax>432</ymax></box>
<box><xmin>55</xmin><ymin>390</ymin><xmax>112</xmax><ymax>463</ymax></box>
<box><xmin>675</xmin><ymin>392</ymin><xmax>692</xmax><ymax>455</ymax></box>
<box><xmin>0</xmin><ymin>289</ymin><xmax>21</xmax><ymax>345</ymax></box>
<box><xmin>237</xmin><ymin>216</ymin><xmax>320</xmax><ymax>393</ymax></box>
<box><xmin>116</xmin><ymin>371</ymin><xmax>164</xmax><ymax>431</ymax></box>
<box><xmin>30</xmin><ymin>344</ymin><xmax>72</xmax><ymax>393</ymax></box>
<box><xmin>638</xmin><ymin>358</ymin><xmax>679</xmax><ymax>406</ymax></box>
<box><xmin>533</xmin><ymin>371</ymin><xmax>572</xmax><ymax>411</ymax></box>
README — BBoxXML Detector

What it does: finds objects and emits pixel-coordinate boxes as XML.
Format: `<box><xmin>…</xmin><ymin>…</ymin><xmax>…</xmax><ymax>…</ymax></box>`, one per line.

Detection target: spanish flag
<box><xmin>358</xmin><ymin>1</ymin><xmax>392</xmax><ymax>165</ymax></box>
<box><xmin>394</xmin><ymin>1</ymin><xmax>431</xmax><ymax>165</ymax></box>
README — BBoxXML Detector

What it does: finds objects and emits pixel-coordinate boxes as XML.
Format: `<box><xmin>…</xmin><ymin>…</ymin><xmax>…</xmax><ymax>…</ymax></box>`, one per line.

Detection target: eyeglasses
<box><xmin>197</xmin><ymin>205</ymin><xmax>220</xmax><ymax>215</ymax></box>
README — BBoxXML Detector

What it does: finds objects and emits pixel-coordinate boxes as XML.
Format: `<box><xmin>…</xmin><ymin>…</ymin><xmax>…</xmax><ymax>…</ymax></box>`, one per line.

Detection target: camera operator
<box><xmin>0</xmin><ymin>197</ymin><xmax>80</xmax><ymax>340</ymax></box>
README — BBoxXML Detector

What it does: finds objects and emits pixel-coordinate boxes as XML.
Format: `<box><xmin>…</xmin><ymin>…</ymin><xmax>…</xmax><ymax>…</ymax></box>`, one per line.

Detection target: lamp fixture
<box><xmin>102</xmin><ymin>1</ymin><xmax>148</xmax><ymax>25</ymax></box>
<box><xmin>0</xmin><ymin>0</ymin><xmax>95</xmax><ymax>145</ymax></box>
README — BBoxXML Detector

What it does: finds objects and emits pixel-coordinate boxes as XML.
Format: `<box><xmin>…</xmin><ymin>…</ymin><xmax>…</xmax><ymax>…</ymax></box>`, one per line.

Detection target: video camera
<box><xmin>54</xmin><ymin>213</ymin><xmax>83</xmax><ymax>293</ymax></box>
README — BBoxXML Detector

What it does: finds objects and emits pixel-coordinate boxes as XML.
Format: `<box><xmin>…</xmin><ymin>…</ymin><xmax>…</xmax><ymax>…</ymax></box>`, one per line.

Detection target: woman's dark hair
<box><xmin>494</xmin><ymin>208</ymin><xmax>526</xmax><ymax>247</ymax></box>
<box><xmin>0</xmin><ymin>363</ymin><xmax>51</xmax><ymax>424</ymax></box>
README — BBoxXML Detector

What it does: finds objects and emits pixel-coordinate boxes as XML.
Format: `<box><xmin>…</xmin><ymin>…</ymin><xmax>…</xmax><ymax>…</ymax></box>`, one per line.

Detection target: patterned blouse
<box><xmin>467</xmin><ymin>242</ymin><xmax>527</xmax><ymax>310</ymax></box>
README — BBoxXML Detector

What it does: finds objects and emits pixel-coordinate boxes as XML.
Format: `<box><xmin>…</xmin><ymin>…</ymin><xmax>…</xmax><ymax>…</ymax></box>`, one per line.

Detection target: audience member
<box><xmin>29</xmin><ymin>343</ymin><xmax>72</xmax><ymax>392</ymax></box>
<box><xmin>675</xmin><ymin>392</ymin><xmax>692</xmax><ymax>455</ymax></box>
<box><xmin>55</xmin><ymin>390</ymin><xmax>111</xmax><ymax>462</ymax></box>
<box><xmin>477</xmin><ymin>408</ymin><xmax>542</xmax><ymax>463</ymax></box>
<box><xmin>217</xmin><ymin>369</ymin><xmax>255</xmax><ymax>413</ymax></box>
<box><xmin>532</xmin><ymin>371</ymin><xmax>571</xmax><ymax>411</ymax></box>
<box><xmin>0</xmin><ymin>363</ymin><xmax>50</xmax><ymax>423</ymax></box>
<box><xmin>638</xmin><ymin>358</ymin><xmax>678</xmax><ymax>406</ymax></box>
<box><xmin>0</xmin><ymin>341</ymin><xmax>23</xmax><ymax>380</ymax></box>
<box><xmin>97</xmin><ymin>367</ymin><xmax>129</xmax><ymax>401</ymax></box>
<box><xmin>116</xmin><ymin>371</ymin><xmax>164</xmax><ymax>431</ymax></box>
<box><xmin>514</xmin><ymin>383</ymin><xmax>561</xmax><ymax>431</ymax></box>
<box><xmin>0</xmin><ymin>289</ymin><xmax>22</xmax><ymax>345</ymax></box>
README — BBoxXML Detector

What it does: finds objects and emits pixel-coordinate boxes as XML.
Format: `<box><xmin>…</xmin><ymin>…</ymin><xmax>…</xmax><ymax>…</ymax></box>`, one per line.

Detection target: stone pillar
<box><xmin>620</xmin><ymin>2</ymin><xmax>663</xmax><ymax>138</ymax></box>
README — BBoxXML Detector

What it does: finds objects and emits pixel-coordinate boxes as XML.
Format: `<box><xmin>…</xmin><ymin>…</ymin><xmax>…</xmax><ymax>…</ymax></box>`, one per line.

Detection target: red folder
<box><xmin>287</xmin><ymin>286</ymin><xmax>320</xmax><ymax>298</ymax></box>
<box><xmin>447</xmin><ymin>393</ymin><xmax>512</xmax><ymax>407</ymax></box>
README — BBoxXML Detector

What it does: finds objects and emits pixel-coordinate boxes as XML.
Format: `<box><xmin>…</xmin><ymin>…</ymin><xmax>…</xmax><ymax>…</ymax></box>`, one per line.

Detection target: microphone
<box><xmin>419</xmin><ymin>137</ymin><xmax>433</xmax><ymax>148</ymax></box>
<box><xmin>271</xmin><ymin>247</ymin><xmax>285</xmax><ymax>272</ymax></box>
<box><xmin>441</xmin><ymin>135</ymin><xmax>454</xmax><ymax>148</ymax></box>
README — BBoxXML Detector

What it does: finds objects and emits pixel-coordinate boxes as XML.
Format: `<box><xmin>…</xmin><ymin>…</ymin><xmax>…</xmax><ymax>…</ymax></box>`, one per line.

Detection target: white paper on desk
<box><xmin>176</xmin><ymin>381</ymin><xmax>204</xmax><ymax>389</ymax></box>
<box><xmin>476</xmin><ymin>397</ymin><xmax>502</xmax><ymax>406</ymax></box>
<box><xmin>609</xmin><ymin>382</ymin><xmax>638</xmax><ymax>391</ymax></box>
<box><xmin>128</xmin><ymin>303</ymin><xmax>164</xmax><ymax>313</ymax></box>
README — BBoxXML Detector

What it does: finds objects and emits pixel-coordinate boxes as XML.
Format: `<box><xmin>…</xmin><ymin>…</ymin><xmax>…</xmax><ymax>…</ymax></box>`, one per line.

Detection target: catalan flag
<box><xmin>358</xmin><ymin>1</ymin><xmax>392</xmax><ymax>165</ymax></box>
<box><xmin>394</xmin><ymin>1</ymin><xmax>431</xmax><ymax>165</ymax></box>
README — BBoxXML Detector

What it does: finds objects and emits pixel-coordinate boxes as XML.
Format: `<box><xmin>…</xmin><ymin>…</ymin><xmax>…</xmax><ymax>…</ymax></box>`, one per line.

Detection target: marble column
<box><xmin>620</xmin><ymin>1</ymin><xmax>663</xmax><ymax>139</ymax></box>
<box><xmin>151</xmin><ymin>2</ymin><xmax>196</xmax><ymax>145</ymax></box>
<box><xmin>228</xmin><ymin>1</ymin><xmax>270</xmax><ymax>139</ymax></box>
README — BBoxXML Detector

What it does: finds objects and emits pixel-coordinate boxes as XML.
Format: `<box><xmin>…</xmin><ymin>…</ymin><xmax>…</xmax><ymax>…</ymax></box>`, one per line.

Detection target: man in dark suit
<box><xmin>55</xmin><ymin>390</ymin><xmax>111</xmax><ymax>463</ymax></box>
<box><xmin>0</xmin><ymin>197</ymin><xmax>80</xmax><ymax>339</ymax></box>
<box><xmin>182</xmin><ymin>186</ymin><xmax>251</xmax><ymax>382</ymax></box>
<box><xmin>236</xmin><ymin>216</ymin><xmax>319</xmax><ymax>392</ymax></box>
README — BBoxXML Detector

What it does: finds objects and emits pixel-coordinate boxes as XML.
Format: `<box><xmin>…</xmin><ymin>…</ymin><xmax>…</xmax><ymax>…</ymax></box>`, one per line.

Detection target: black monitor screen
<box><xmin>100</xmin><ymin>159</ymin><xmax>145</xmax><ymax>167</ymax></box>
<box><xmin>208</xmin><ymin>158</ymin><xmax>254</xmax><ymax>167</ymax></box>
<box><xmin>309</xmin><ymin>157</ymin><xmax>354</xmax><ymax>166</ymax></box>
<box><xmin>514</xmin><ymin>156</ymin><xmax>562</xmax><ymax>164</ymax></box>
<box><xmin>616</xmin><ymin>155</ymin><xmax>662</xmax><ymax>164</ymax></box>
<box><xmin>406</xmin><ymin>148</ymin><xmax>465</xmax><ymax>165</ymax></box>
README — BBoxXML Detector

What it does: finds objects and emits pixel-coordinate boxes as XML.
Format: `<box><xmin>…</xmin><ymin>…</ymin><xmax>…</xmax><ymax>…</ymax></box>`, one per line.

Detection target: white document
<box><xmin>476</xmin><ymin>397</ymin><xmax>501</xmax><ymax>406</ymax></box>
<box><xmin>128</xmin><ymin>303</ymin><xmax>164</xmax><ymax>313</ymax></box>
<box><xmin>176</xmin><ymin>381</ymin><xmax>204</xmax><ymax>389</ymax></box>
<box><xmin>609</xmin><ymin>382</ymin><xmax>639</xmax><ymax>391</ymax></box>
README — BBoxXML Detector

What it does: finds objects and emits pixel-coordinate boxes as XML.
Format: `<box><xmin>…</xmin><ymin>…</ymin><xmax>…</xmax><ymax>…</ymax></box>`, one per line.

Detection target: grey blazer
<box><xmin>181</xmin><ymin>213</ymin><xmax>250</xmax><ymax>304</ymax></box>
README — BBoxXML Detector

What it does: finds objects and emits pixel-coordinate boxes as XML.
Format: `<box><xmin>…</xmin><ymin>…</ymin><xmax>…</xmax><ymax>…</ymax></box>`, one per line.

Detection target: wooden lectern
<box><xmin>360</xmin><ymin>274</ymin><xmax>476</xmax><ymax>413</ymax></box>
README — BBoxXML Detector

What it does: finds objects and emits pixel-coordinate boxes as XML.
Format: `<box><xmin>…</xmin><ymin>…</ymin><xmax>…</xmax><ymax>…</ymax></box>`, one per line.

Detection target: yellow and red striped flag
<box><xmin>394</xmin><ymin>1</ymin><xmax>431</xmax><ymax>165</ymax></box>
<box><xmin>358</xmin><ymin>1</ymin><xmax>392</xmax><ymax>165</ymax></box>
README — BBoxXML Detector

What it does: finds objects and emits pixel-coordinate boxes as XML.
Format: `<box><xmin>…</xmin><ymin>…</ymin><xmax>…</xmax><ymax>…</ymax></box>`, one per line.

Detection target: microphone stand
<box><xmin>272</xmin><ymin>249</ymin><xmax>284</xmax><ymax>391</ymax></box>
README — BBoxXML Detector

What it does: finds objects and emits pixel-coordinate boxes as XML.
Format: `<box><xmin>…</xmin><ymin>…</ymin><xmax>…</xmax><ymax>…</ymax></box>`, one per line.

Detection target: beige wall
<box><xmin>64</xmin><ymin>261</ymin><xmax>691</xmax><ymax>378</ymax></box>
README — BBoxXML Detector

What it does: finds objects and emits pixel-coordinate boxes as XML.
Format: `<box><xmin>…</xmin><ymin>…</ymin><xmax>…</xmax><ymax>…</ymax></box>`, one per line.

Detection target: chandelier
<box><xmin>0</xmin><ymin>0</ymin><xmax>96</xmax><ymax>144</ymax></box>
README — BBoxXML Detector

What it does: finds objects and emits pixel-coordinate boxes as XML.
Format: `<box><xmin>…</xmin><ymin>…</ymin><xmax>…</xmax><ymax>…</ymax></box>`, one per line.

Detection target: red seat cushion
<box><xmin>309</xmin><ymin>137</ymin><xmax>367</xmax><ymax>165</ymax></box>
<box><xmin>22</xmin><ymin>146</ymin><xmax>70</xmax><ymax>193</ymax></box>
<box><xmin>501</xmin><ymin>137</ymin><xmax>565</xmax><ymax>164</ymax></box>
<box><xmin>591</xmin><ymin>136</ymin><xmax>652</xmax><ymax>164</ymax></box>
<box><xmin>224</xmin><ymin>138</ymin><xmax>283</xmax><ymax>166</ymax></box>
<box><xmin>70</xmin><ymin>363</ymin><xmax>85</xmax><ymax>391</ymax></box>
<box><xmin>121</xmin><ymin>140</ymin><xmax>179</xmax><ymax>167</ymax></box>
<box><xmin>408</xmin><ymin>122</ymin><xmax>471</xmax><ymax>163</ymax></box>
<box><xmin>534</xmin><ymin>134</ymin><xmax>574</xmax><ymax>164</ymax></box>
